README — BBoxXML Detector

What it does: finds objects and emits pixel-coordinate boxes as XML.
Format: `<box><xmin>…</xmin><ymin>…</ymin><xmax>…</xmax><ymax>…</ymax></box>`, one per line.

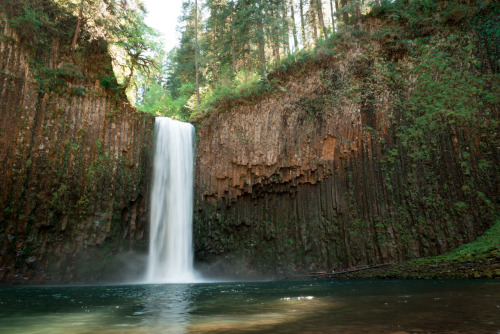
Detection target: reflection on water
<box><xmin>0</xmin><ymin>280</ymin><xmax>499</xmax><ymax>333</ymax></box>
<box><xmin>139</xmin><ymin>284</ymin><xmax>194</xmax><ymax>333</ymax></box>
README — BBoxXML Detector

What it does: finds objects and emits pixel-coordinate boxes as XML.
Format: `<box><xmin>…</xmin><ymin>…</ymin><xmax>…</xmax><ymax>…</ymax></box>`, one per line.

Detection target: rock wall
<box><xmin>0</xmin><ymin>12</ymin><xmax>154</xmax><ymax>283</ymax></box>
<box><xmin>193</xmin><ymin>26</ymin><xmax>499</xmax><ymax>278</ymax></box>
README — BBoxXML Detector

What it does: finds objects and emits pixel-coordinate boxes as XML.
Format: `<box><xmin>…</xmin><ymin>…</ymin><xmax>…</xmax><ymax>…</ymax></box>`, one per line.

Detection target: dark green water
<box><xmin>0</xmin><ymin>280</ymin><xmax>498</xmax><ymax>333</ymax></box>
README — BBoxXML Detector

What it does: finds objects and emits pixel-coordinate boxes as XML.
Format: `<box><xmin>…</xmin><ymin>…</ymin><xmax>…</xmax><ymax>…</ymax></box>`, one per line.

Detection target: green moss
<box><xmin>412</xmin><ymin>219</ymin><xmax>500</xmax><ymax>265</ymax></box>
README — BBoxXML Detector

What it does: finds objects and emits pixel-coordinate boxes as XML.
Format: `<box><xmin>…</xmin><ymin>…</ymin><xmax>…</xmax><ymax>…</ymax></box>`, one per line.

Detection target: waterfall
<box><xmin>147</xmin><ymin>117</ymin><xmax>197</xmax><ymax>283</ymax></box>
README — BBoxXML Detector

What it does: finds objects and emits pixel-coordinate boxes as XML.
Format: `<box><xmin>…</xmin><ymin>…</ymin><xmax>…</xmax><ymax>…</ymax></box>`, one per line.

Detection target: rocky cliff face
<box><xmin>0</xmin><ymin>12</ymin><xmax>154</xmax><ymax>283</ymax></box>
<box><xmin>193</xmin><ymin>20</ymin><xmax>499</xmax><ymax>278</ymax></box>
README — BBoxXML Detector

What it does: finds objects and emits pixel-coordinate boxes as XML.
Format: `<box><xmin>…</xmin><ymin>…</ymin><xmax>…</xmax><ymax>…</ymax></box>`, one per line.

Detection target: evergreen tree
<box><xmin>145</xmin><ymin>0</ymin><xmax>398</xmax><ymax>120</ymax></box>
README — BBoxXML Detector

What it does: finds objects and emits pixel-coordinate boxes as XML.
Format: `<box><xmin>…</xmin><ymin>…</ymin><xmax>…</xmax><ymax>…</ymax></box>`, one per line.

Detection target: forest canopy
<box><xmin>138</xmin><ymin>0</ymin><xmax>357</xmax><ymax>121</ymax></box>
<box><xmin>2</xmin><ymin>0</ymin><xmax>497</xmax><ymax>121</ymax></box>
<box><xmin>2</xmin><ymin>0</ymin><xmax>162</xmax><ymax>102</ymax></box>
<box><xmin>137</xmin><ymin>0</ymin><xmax>498</xmax><ymax>122</ymax></box>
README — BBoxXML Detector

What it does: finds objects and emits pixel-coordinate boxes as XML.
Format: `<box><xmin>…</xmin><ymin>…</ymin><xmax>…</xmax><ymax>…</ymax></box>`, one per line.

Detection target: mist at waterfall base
<box><xmin>146</xmin><ymin>117</ymin><xmax>201</xmax><ymax>283</ymax></box>
<box><xmin>1</xmin><ymin>280</ymin><xmax>499</xmax><ymax>333</ymax></box>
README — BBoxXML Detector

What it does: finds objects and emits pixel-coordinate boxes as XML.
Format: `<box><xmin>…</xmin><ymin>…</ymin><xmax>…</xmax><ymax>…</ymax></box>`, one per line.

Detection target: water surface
<box><xmin>0</xmin><ymin>280</ymin><xmax>498</xmax><ymax>333</ymax></box>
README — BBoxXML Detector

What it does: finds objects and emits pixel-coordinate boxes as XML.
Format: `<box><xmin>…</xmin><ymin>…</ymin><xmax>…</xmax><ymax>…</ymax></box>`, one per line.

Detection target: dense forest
<box><xmin>6</xmin><ymin>0</ymin><xmax>495</xmax><ymax>123</ymax></box>
<box><xmin>139</xmin><ymin>0</ymin><xmax>371</xmax><ymax>120</ymax></box>
<box><xmin>137</xmin><ymin>0</ymin><xmax>499</xmax><ymax>124</ymax></box>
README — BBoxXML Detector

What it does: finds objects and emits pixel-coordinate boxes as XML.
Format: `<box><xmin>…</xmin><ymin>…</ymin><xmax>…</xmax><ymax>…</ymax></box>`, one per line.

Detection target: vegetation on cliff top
<box><xmin>1</xmin><ymin>0</ymin><xmax>162</xmax><ymax>102</ymax></box>
<box><xmin>137</xmin><ymin>0</ymin><xmax>499</xmax><ymax>123</ymax></box>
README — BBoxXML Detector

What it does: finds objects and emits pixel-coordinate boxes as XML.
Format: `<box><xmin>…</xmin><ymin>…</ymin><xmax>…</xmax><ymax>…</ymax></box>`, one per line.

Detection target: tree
<box><xmin>315</xmin><ymin>0</ymin><xmax>327</xmax><ymax>39</ymax></box>
<box><xmin>256</xmin><ymin>0</ymin><xmax>267</xmax><ymax>73</ymax></box>
<box><xmin>299</xmin><ymin>0</ymin><xmax>307</xmax><ymax>47</ymax></box>
<box><xmin>310</xmin><ymin>0</ymin><xmax>318</xmax><ymax>44</ymax></box>
<box><xmin>329</xmin><ymin>0</ymin><xmax>335</xmax><ymax>33</ymax></box>
<box><xmin>71</xmin><ymin>0</ymin><xmax>85</xmax><ymax>52</ymax></box>
<box><xmin>341</xmin><ymin>0</ymin><xmax>348</xmax><ymax>24</ymax></box>
<box><xmin>195</xmin><ymin>0</ymin><xmax>200</xmax><ymax>111</ymax></box>
<box><xmin>158</xmin><ymin>0</ymin><xmax>379</xmax><ymax>118</ymax></box>
<box><xmin>290</xmin><ymin>0</ymin><xmax>299</xmax><ymax>51</ymax></box>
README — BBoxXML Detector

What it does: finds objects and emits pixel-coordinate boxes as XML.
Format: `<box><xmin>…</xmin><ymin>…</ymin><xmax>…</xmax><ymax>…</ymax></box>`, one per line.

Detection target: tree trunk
<box><xmin>290</xmin><ymin>0</ymin><xmax>299</xmax><ymax>51</ymax></box>
<box><xmin>211</xmin><ymin>6</ymin><xmax>217</xmax><ymax>87</ymax></box>
<box><xmin>257</xmin><ymin>0</ymin><xmax>267</xmax><ymax>73</ymax></box>
<box><xmin>282</xmin><ymin>1</ymin><xmax>290</xmax><ymax>56</ymax></box>
<box><xmin>230</xmin><ymin>14</ymin><xmax>236</xmax><ymax>75</ymax></box>
<box><xmin>341</xmin><ymin>0</ymin><xmax>348</xmax><ymax>24</ymax></box>
<box><xmin>275</xmin><ymin>31</ymin><xmax>281</xmax><ymax>62</ymax></box>
<box><xmin>356</xmin><ymin>2</ymin><xmax>361</xmax><ymax>23</ymax></box>
<box><xmin>195</xmin><ymin>0</ymin><xmax>200</xmax><ymax>111</ymax></box>
<box><xmin>310</xmin><ymin>0</ymin><xmax>318</xmax><ymax>45</ymax></box>
<box><xmin>299</xmin><ymin>0</ymin><xmax>307</xmax><ymax>47</ymax></box>
<box><xmin>329</xmin><ymin>0</ymin><xmax>335</xmax><ymax>33</ymax></box>
<box><xmin>316</xmin><ymin>0</ymin><xmax>327</xmax><ymax>39</ymax></box>
<box><xmin>271</xmin><ymin>6</ymin><xmax>282</xmax><ymax>62</ymax></box>
<box><xmin>71</xmin><ymin>0</ymin><xmax>85</xmax><ymax>52</ymax></box>
<box><xmin>247</xmin><ymin>39</ymin><xmax>252</xmax><ymax>72</ymax></box>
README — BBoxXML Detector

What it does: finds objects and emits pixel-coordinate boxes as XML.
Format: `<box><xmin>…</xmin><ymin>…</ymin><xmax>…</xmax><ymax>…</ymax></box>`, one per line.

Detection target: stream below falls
<box><xmin>0</xmin><ymin>280</ymin><xmax>499</xmax><ymax>333</ymax></box>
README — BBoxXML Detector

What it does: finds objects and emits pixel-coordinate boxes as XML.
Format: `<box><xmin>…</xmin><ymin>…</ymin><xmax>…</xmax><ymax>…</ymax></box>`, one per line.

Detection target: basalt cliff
<box><xmin>193</xmin><ymin>12</ymin><xmax>499</xmax><ymax>278</ymax></box>
<box><xmin>0</xmin><ymin>3</ymin><xmax>154</xmax><ymax>283</ymax></box>
<box><xmin>1</xmin><ymin>1</ymin><xmax>498</xmax><ymax>283</ymax></box>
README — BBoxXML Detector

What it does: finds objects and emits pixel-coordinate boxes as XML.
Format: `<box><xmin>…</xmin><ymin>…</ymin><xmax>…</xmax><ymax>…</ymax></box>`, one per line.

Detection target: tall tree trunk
<box><xmin>211</xmin><ymin>6</ymin><xmax>217</xmax><ymax>87</ymax></box>
<box><xmin>341</xmin><ymin>0</ymin><xmax>348</xmax><ymax>24</ymax></box>
<box><xmin>310</xmin><ymin>0</ymin><xmax>318</xmax><ymax>45</ymax></box>
<box><xmin>290</xmin><ymin>0</ymin><xmax>299</xmax><ymax>51</ymax></box>
<box><xmin>356</xmin><ymin>2</ymin><xmax>361</xmax><ymax>23</ymax></box>
<box><xmin>335</xmin><ymin>0</ymin><xmax>340</xmax><ymax>26</ymax></box>
<box><xmin>282</xmin><ymin>1</ymin><xmax>290</xmax><ymax>56</ymax></box>
<box><xmin>195</xmin><ymin>0</ymin><xmax>200</xmax><ymax>111</ymax></box>
<box><xmin>71</xmin><ymin>0</ymin><xmax>85</xmax><ymax>52</ymax></box>
<box><xmin>247</xmin><ymin>39</ymin><xmax>252</xmax><ymax>72</ymax></box>
<box><xmin>257</xmin><ymin>0</ymin><xmax>267</xmax><ymax>73</ymax></box>
<box><xmin>329</xmin><ymin>0</ymin><xmax>335</xmax><ymax>33</ymax></box>
<box><xmin>230</xmin><ymin>14</ymin><xmax>236</xmax><ymax>75</ymax></box>
<box><xmin>275</xmin><ymin>31</ymin><xmax>281</xmax><ymax>62</ymax></box>
<box><xmin>299</xmin><ymin>0</ymin><xmax>307</xmax><ymax>47</ymax></box>
<box><xmin>316</xmin><ymin>0</ymin><xmax>327</xmax><ymax>39</ymax></box>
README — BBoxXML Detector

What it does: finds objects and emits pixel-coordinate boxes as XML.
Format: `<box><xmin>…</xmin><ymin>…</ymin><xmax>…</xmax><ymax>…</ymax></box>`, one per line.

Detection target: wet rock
<box><xmin>0</xmin><ymin>16</ymin><xmax>154</xmax><ymax>284</ymax></box>
<box><xmin>193</xmin><ymin>38</ymin><xmax>498</xmax><ymax>277</ymax></box>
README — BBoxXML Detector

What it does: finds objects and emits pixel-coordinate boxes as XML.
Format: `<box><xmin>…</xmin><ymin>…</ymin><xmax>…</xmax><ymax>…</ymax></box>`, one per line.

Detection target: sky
<box><xmin>143</xmin><ymin>0</ymin><xmax>185</xmax><ymax>52</ymax></box>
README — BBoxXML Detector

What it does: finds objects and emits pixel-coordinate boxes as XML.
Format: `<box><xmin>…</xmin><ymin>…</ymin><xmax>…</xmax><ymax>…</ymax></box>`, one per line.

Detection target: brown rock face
<box><xmin>0</xmin><ymin>15</ymin><xmax>154</xmax><ymax>283</ymax></box>
<box><xmin>193</xmin><ymin>34</ymin><xmax>498</xmax><ymax>277</ymax></box>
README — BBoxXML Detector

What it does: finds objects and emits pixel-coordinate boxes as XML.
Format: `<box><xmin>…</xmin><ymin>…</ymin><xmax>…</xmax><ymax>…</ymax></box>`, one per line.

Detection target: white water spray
<box><xmin>147</xmin><ymin>117</ymin><xmax>197</xmax><ymax>283</ymax></box>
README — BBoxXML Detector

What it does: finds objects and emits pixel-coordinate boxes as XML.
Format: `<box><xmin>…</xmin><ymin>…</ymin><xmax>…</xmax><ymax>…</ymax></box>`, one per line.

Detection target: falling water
<box><xmin>147</xmin><ymin>117</ymin><xmax>197</xmax><ymax>283</ymax></box>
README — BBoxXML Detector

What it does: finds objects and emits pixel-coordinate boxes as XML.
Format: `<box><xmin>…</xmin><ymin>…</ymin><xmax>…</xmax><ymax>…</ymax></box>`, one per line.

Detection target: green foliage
<box><xmin>97</xmin><ymin>73</ymin><xmax>123</xmax><ymax>97</ymax></box>
<box><xmin>108</xmin><ymin>8</ymin><xmax>163</xmax><ymax>100</ymax></box>
<box><xmin>370</xmin><ymin>0</ymin><xmax>498</xmax><ymax>38</ymax></box>
<box><xmin>31</xmin><ymin>60</ymin><xmax>84</xmax><ymax>94</ymax></box>
<box><xmin>404</xmin><ymin>35</ymin><xmax>490</xmax><ymax>131</ymax></box>
<box><xmin>4</xmin><ymin>0</ymin><xmax>162</xmax><ymax>103</ymax></box>
<box><xmin>6</xmin><ymin>1</ymin><xmax>61</xmax><ymax>53</ymax></box>
<box><xmin>412</xmin><ymin>219</ymin><xmax>500</xmax><ymax>264</ymax></box>
<box><xmin>234</xmin><ymin>70</ymin><xmax>262</xmax><ymax>95</ymax></box>
<box><xmin>193</xmin><ymin>69</ymin><xmax>273</xmax><ymax>119</ymax></box>
<box><xmin>149</xmin><ymin>0</ymin><xmax>344</xmax><ymax>122</ymax></box>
